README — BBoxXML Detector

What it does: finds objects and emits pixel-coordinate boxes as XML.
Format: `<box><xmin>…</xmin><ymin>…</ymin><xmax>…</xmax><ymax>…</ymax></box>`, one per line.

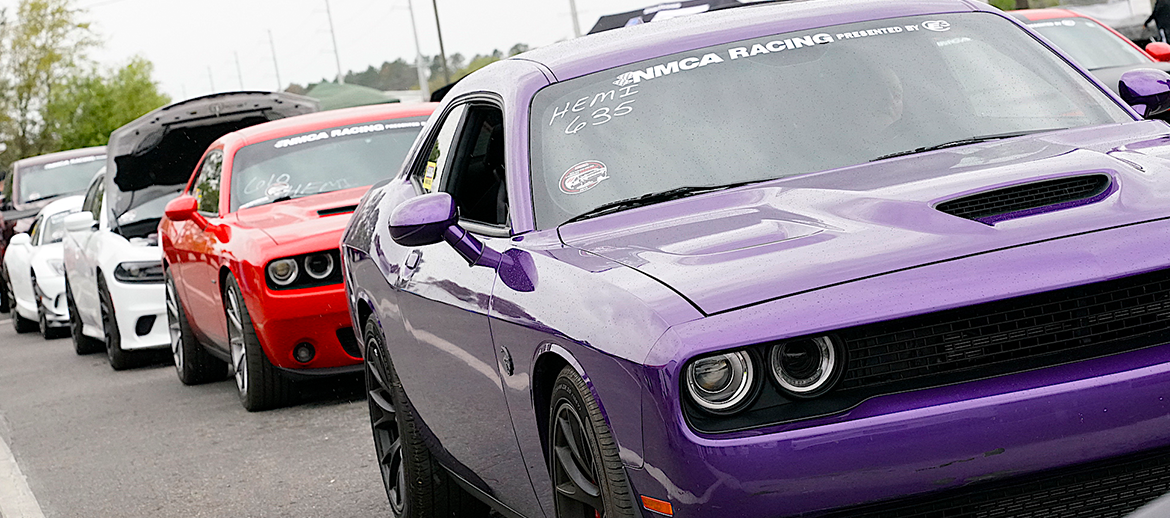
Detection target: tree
<box><xmin>0</xmin><ymin>0</ymin><xmax>97</xmax><ymax>168</ymax></box>
<box><xmin>43</xmin><ymin>57</ymin><xmax>170</xmax><ymax>150</ymax></box>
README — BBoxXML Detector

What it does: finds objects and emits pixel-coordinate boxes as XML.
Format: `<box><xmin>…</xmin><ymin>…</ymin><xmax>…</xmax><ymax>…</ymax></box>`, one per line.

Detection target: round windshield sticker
<box><xmin>921</xmin><ymin>20</ymin><xmax>951</xmax><ymax>32</ymax></box>
<box><xmin>560</xmin><ymin>161</ymin><xmax>609</xmax><ymax>194</ymax></box>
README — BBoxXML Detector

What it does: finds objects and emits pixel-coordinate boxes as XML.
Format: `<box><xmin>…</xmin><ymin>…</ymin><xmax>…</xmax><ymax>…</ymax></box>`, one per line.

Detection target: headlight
<box><xmin>686</xmin><ymin>351</ymin><xmax>755</xmax><ymax>413</ymax></box>
<box><xmin>48</xmin><ymin>259</ymin><xmax>65</xmax><ymax>276</ymax></box>
<box><xmin>304</xmin><ymin>253</ymin><xmax>334</xmax><ymax>280</ymax></box>
<box><xmin>769</xmin><ymin>336</ymin><xmax>841</xmax><ymax>397</ymax></box>
<box><xmin>267</xmin><ymin>258</ymin><xmax>299</xmax><ymax>286</ymax></box>
<box><xmin>113</xmin><ymin>261</ymin><xmax>165</xmax><ymax>283</ymax></box>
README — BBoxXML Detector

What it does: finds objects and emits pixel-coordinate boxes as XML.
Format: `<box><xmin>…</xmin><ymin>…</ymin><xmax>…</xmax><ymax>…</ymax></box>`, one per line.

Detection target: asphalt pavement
<box><xmin>0</xmin><ymin>316</ymin><xmax>391</xmax><ymax>517</ymax></box>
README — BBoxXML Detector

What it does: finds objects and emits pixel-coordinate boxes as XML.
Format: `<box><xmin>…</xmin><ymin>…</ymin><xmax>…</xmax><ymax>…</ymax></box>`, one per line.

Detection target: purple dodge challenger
<box><xmin>342</xmin><ymin>0</ymin><xmax>1170</xmax><ymax>516</ymax></box>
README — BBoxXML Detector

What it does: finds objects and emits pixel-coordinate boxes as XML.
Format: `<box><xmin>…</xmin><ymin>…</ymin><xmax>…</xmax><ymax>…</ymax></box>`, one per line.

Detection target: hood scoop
<box><xmin>935</xmin><ymin>174</ymin><xmax>1112</xmax><ymax>225</ymax></box>
<box><xmin>317</xmin><ymin>204</ymin><xmax>358</xmax><ymax>217</ymax></box>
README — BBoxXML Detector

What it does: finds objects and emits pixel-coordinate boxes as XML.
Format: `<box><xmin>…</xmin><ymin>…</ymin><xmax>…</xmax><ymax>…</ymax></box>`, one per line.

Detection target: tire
<box><xmin>98</xmin><ymin>276</ymin><xmax>133</xmax><ymax>370</ymax></box>
<box><xmin>549</xmin><ymin>365</ymin><xmax>637</xmax><ymax>518</ymax></box>
<box><xmin>224</xmin><ymin>275</ymin><xmax>294</xmax><ymax>411</ymax></box>
<box><xmin>167</xmin><ymin>272</ymin><xmax>227</xmax><ymax>385</ymax></box>
<box><xmin>363</xmin><ymin>318</ymin><xmax>489</xmax><ymax>518</ymax></box>
<box><xmin>66</xmin><ymin>281</ymin><xmax>102</xmax><ymax>354</ymax></box>
<box><xmin>8</xmin><ymin>273</ymin><xmax>35</xmax><ymax>333</ymax></box>
<box><xmin>0</xmin><ymin>268</ymin><xmax>9</xmax><ymax>314</ymax></box>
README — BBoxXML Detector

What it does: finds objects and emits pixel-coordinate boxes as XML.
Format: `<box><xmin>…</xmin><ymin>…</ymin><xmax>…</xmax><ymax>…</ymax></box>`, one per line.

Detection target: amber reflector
<box><xmin>641</xmin><ymin>495</ymin><xmax>673</xmax><ymax>516</ymax></box>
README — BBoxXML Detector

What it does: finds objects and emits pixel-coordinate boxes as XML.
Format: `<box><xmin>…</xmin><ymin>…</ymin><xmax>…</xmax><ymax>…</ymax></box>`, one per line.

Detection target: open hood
<box><xmin>559</xmin><ymin>121</ymin><xmax>1170</xmax><ymax>315</ymax></box>
<box><xmin>106</xmin><ymin>91</ymin><xmax>318</xmax><ymax>229</ymax></box>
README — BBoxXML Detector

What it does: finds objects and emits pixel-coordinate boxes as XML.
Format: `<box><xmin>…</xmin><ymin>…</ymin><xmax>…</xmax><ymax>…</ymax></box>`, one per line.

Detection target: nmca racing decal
<box><xmin>610</xmin><ymin>21</ymin><xmax>945</xmax><ymax>85</ymax></box>
<box><xmin>560</xmin><ymin>161</ymin><xmax>609</xmax><ymax>194</ymax></box>
<box><xmin>273</xmin><ymin>120</ymin><xmax>424</xmax><ymax>149</ymax></box>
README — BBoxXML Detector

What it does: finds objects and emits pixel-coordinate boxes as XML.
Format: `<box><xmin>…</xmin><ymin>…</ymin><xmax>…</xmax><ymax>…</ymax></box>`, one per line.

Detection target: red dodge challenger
<box><xmin>161</xmin><ymin>102</ymin><xmax>436</xmax><ymax>411</ymax></box>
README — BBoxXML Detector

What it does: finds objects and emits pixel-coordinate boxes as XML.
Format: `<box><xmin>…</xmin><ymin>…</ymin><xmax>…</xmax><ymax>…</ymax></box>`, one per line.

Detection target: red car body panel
<box><xmin>161</xmin><ymin>103</ymin><xmax>437</xmax><ymax>372</ymax></box>
<box><xmin>1015</xmin><ymin>8</ymin><xmax>1158</xmax><ymax>60</ymax></box>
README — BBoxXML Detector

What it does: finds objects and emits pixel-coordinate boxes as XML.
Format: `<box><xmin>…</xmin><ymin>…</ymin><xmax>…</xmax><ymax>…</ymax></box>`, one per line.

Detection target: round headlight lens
<box><xmin>304</xmin><ymin>253</ymin><xmax>334</xmax><ymax>280</ymax></box>
<box><xmin>686</xmin><ymin>351</ymin><xmax>755</xmax><ymax>413</ymax></box>
<box><xmin>267</xmin><ymin>258</ymin><xmax>299</xmax><ymax>286</ymax></box>
<box><xmin>770</xmin><ymin>336</ymin><xmax>839</xmax><ymax>397</ymax></box>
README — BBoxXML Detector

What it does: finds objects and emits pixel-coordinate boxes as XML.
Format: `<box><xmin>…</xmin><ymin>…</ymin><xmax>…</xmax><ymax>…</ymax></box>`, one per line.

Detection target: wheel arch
<box><xmin>531</xmin><ymin>344</ymin><xmax>589</xmax><ymax>468</ymax></box>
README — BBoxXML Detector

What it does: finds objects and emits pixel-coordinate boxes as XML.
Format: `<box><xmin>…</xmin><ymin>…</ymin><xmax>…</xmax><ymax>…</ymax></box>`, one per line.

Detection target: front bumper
<box><xmin>34</xmin><ymin>273</ymin><xmax>68</xmax><ymax>326</ymax></box>
<box><xmin>245</xmin><ymin>282</ymin><xmax>361</xmax><ymax>370</ymax></box>
<box><xmin>108</xmin><ymin>278</ymin><xmax>168</xmax><ymax>350</ymax></box>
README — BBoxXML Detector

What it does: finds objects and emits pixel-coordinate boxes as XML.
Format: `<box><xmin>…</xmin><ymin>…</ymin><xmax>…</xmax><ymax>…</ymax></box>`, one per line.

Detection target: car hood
<box><xmin>233</xmin><ymin>187</ymin><xmax>367</xmax><ymax>246</ymax></box>
<box><xmin>1089</xmin><ymin>62</ymin><xmax>1170</xmax><ymax>95</ymax></box>
<box><xmin>558</xmin><ymin>121</ymin><xmax>1170</xmax><ymax>315</ymax></box>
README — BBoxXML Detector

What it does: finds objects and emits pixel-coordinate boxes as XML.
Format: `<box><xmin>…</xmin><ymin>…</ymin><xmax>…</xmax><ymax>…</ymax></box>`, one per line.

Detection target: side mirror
<box><xmin>1119</xmin><ymin>68</ymin><xmax>1170</xmax><ymax>118</ymax></box>
<box><xmin>9</xmin><ymin>233</ymin><xmax>30</xmax><ymax>246</ymax></box>
<box><xmin>389</xmin><ymin>192</ymin><xmax>458</xmax><ymax>246</ymax></box>
<box><xmin>64</xmin><ymin>212</ymin><xmax>96</xmax><ymax>233</ymax></box>
<box><xmin>164</xmin><ymin>196</ymin><xmax>198</xmax><ymax>222</ymax></box>
<box><xmin>1147</xmin><ymin>42</ymin><xmax>1170</xmax><ymax>62</ymax></box>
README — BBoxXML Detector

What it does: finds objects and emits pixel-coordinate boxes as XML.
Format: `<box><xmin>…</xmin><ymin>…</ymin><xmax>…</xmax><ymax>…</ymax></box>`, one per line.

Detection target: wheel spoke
<box><xmin>558</xmin><ymin>414</ymin><xmax>591</xmax><ymax>472</ymax></box>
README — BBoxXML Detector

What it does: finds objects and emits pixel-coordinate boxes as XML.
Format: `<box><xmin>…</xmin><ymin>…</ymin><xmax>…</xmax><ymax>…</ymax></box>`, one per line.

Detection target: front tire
<box><xmin>549</xmin><ymin>366</ymin><xmax>637</xmax><ymax>518</ymax></box>
<box><xmin>66</xmin><ymin>281</ymin><xmax>102</xmax><ymax>354</ymax></box>
<box><xmin>167</xmin><ymin>272</ymin><xmax>226</xmax><ymax>385</ymax></box>
<box><xmin>98</xmin><ymin>276</ymin><xmax>133</xmax><ymax>370</ymax></box>
<box><xmin>363</xmin><ymin>318</ymin><xmax>488</xmax><ymax>518</ymax></box>
<box><xmin>224</xmin><ymin>275</ymin><xmax>293</xmax><ymax>411</ymax></box>
<box><xmin>8</xmin><ymin>273</ymin><xmax>35</xmax><ymax>334</ymax></box>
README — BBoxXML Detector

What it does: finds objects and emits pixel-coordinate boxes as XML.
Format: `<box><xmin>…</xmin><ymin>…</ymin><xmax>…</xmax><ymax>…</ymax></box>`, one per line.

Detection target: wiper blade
<box><xmin>871</xmin><ymin>129</ymin><xmax>1064</xmax><ymax>162</ymax></box>
<box><xmin>22</xmin><ymin>194</ymin><xmax>62</xmax><ymax>204</ymax></box>
<box><xmin>562</xmin><ymin>181</ymin><xmax>757</xmax><ymax>225</ymax></box>
<box><xmin>238</xmin><ymin>193</ymin><xmax>294</xmax><ymax>210</ymax></box>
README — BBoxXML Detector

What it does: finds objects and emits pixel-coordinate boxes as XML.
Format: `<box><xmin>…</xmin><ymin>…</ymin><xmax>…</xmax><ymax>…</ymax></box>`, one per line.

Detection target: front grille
<box><xmin>936</xmin><ymin>174</ymin><xmax>1110</xmax><ymax>223</ymax></box>
<box><xmin>814</xmin><ymin>444</ymin><xmax>1170</xmax><ymax>518</ymax></box>
<box><xmin>838</xmin><ymin>267</ymin><xmax>1170</xmax><ymax>391</ymax></box>
<box><xmin>336</xmin><ymin>327</ymin><xmax>362</xmax><ymax>359</ymax></box>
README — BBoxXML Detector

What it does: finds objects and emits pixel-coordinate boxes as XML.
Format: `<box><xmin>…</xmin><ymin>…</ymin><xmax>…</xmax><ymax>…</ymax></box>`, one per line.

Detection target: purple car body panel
<box><xmin>341</xmin><ymin>0</ymin><xmax>1170</xmax><ymax>516</ymax></box>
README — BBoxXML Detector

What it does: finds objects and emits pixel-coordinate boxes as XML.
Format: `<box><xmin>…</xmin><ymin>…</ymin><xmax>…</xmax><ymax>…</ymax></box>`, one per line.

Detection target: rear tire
<box><xmin>0</xmin><ymin>267</ymin><xmax>10</xmax><ymax>314</ymax></box>
<box><xmin>98</xmin><ymin>276</ymin><xmax>133</xmax><ymax>370</ymax></box>
<box><xmin>549</xmin><ymin>365</ymin><xmax>637</xmax><ymax>518</ymax></box>
<box><xmin>66</xmin><ymin>281</ymin><xmax>102</xmax><ymax>354</ymax></box>
<box><xmin>224</xmin><ymin>275</ymin><xmax>294</xmax><ymax>411</ymax></box>
<box><xmin>363</xmin><ymin>318</ymin><xmax>489</xmax><ymax>518</ymax></box>
<box><xmin>167</xmin><ymin>272</ymin><xmax>226</xmax><ymax>385</ymax></box>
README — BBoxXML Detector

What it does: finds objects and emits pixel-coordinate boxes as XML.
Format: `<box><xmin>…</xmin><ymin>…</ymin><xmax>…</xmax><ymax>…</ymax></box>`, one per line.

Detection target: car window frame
<box><xmin>189</xmin><ymin>149</ymin><xmax>224</xmax><ymax>217</ymax></box>
<box><xmin>408</xmin><ymin>95</ymin><xmax>511</xmax><ymax>238</ymax></box>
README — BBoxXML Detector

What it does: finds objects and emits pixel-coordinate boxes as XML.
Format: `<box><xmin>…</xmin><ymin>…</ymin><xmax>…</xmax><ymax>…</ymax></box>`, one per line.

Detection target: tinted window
<box><xmin>17</xmin><ymin>154</ymin><xmax>106</xmax><ymax>204</ymax></box>
<box><xmin>529</xmin><ymin>13</ymin><xmax>1131</xmax><ymax>228</ymax></box>
<box><xmin>231</xmin><ymin>117</ymin><xmax>427</xmax><ymax>211</ymax></box>
<box><xmin>1025</xmin><ymin>17</ymin><xmax>1148</xmax><ymax>70</ymax></box>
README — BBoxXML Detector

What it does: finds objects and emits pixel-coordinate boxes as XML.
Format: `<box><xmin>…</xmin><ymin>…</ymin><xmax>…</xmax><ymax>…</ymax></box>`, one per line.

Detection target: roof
<box><xmin>1010</xmin><ymin>8</ymin><xmax>1082</xmax><ymax>21</ymax></box>
<box><xmin>518</xmin><ymin>0</ymin><xmax>986</xmax><ymax>81</ymax></box>
<box><xmin>304</xmin><ymin>82</ymin><xmax>401</xmax><ymax>111</ymax></box>
<box><xmin>228</xmin><ymin>102</ymin><xmax>438</xmax><ymax>147</ymax></box>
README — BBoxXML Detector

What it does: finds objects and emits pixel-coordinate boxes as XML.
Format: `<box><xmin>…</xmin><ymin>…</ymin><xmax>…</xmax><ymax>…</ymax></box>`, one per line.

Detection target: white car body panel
<box><xmin>4</xmin><ymin>197</ymin><xmax>82</xmax><ymax>326</ymax></box>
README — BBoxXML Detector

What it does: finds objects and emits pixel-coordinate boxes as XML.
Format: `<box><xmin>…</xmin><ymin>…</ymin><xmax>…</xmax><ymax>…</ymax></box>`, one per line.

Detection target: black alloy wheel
<box><xmin>166</xmin><ymin>272</ymin><xmax>226</xmax><ymax>385</ymax></box>
<box><xmin>224</xmin><ymin>275</ymin><xmax>293</xmax><ymax>411</ymax></box>
<box><xmin>362</xmin><ymin>318</ymin><xmax>488</xmax><ymax>518</ymax></box>
<box><xmin>549</xmin><ymin>366</ymin><xmax>637</xmax><ymax>518</ymax></box>
<box><xmin>66</xmin><ymin>281</ymin><xmax>102</xmax><ymax>354</ymax></box>
<box><xmin>8</xmin><ymin>273</ymin><xmax>36</xmax><ymax>333</ymax></box>
<box><xmin>98</xmin><ymin>277</ymin><xmax>132</xmax><ymax>370</ymax></box>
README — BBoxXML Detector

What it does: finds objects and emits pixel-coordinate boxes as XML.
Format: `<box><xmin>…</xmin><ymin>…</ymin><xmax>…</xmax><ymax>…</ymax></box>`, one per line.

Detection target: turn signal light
<box><xmin>641</xmin><ymin>495</ymin><xmax>673</xmax><ymax>516</ymax></box>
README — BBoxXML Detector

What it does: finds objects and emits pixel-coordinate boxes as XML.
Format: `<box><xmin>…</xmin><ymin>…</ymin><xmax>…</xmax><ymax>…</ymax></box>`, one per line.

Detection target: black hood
<box><xmin>105</xmin><ymin>91</ymin><xmax>318</xmax><ymax>233</ymax></box>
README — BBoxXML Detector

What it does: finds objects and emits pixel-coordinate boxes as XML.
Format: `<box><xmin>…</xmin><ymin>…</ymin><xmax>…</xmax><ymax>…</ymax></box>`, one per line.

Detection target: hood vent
<box><xmin>936</xmin><ymin>174</ymin><xmax>1111</xmax><ymax>224</ymax></box>
<box><xmin>317</xmin><ymin>205</ymin><xmax>358</xmax><ymax>217</ymax></box>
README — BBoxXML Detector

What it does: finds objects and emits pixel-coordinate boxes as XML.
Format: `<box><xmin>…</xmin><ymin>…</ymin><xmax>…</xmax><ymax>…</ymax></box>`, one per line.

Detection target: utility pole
<box><xmin>207</xmin><ymin>67</ymin><xmax>215</xmax><ymax>93</ymax></box>
<box><xmin>406</xmin><ymin>0</ymin><xmax>431</xmax><ymax>99</ymax></box>
<box><xmin>325</xmin><ymin>0</ymin><xmax>345</xmax><ymax>84</ymax></box>
<box><xmin>268</xmin><ymin>30</ymin><xmax>283</xmax><ymax>91</ymax></box>
<box><xmin>234</xmin><ymin>51</ymin><xmax>245</xmax><ymax>90</ymax></box>
<box><xmin>431</xmin><ymin>0</ymin><xmax>450</xmax><ymax>84</ymax></box>
<box><xmin>568</xmin><ymin>0</ymin><xmax>581</xmax><ymax>37</ymax></box>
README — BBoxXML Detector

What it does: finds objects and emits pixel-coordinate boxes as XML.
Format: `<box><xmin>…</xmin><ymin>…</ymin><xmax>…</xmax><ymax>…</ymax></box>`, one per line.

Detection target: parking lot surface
<box><xmin>0</xmin><ymin>317</ymin><xmax>390</xmax><ymax>517</ymax></box>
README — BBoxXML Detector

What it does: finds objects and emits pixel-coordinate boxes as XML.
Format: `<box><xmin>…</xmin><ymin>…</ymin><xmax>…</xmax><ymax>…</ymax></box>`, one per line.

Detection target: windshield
<box><xmin>38</xmin><ymin>211</ymin><xmax>71</xmax><ymax>245</ymax></box>
<box><xmin>230</xmin><ymin>117</ymin><xmax>427</xmax><ymax>211</ymax></box>
<box><xmin>529</xmin><ymin>12</ymin><xmax>1130</xmax><ymax>228</ymax></box>
<box><xmin>1024</xmin><ymin>16</ymin><xmax>1148</xmax><ymax>70</ymax></box>
<box><xmin>17</xmin><ymin>154</ymin><xmax>106</xmax><ymax>204</ymax></box>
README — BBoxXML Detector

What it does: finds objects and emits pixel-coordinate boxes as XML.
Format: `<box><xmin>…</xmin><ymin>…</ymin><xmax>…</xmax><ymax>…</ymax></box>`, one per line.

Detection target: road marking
<box><xmin>0</xmin><ymin>433</ymin><xmax>45</xmax><ymax>518</ymax></box>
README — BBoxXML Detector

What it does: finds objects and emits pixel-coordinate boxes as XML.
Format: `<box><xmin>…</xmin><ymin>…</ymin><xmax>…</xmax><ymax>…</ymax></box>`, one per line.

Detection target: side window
<box><xmin>413</xmin><ymin>104</ymin><xmax>508</xmax><ymax>227</ymax></box>
<box><xmin>191</xmin><ymin>150</ymin><xmax>223</xmax><ymax>215</ymax></box>
<box><xmin>416</xmin><ymin>105</ymin><xmax>467</xmax><ymax>194</ymax></box>
<box><xmin>28</xmin><ymin>215</ymin><xmax>43</xmax><ymax>245</ymax></box>
<box><xmin>81</xmin><ymin>177</ymin><xmax>104</xmax><ymax>221</ymax></box>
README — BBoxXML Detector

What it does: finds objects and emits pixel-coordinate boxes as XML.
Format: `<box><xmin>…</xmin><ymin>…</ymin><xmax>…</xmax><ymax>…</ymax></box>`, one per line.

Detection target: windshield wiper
<box><xmin>239</xmin><ymin>193</ymin><xmax>295</xmax><ymax>210</ymax></box>
<box><xmin>561</xmin><ymin>181</ymin><xmax>758</xmax><ymax>225</ymax></box>
<box><xmin>871</xmin><ymin>129</ymin><xmax>1065</xmax><ymax>162</ymax></box>
<box><xmin>22</xmin><ymin>194</ymin><xmax>62</xmax><ymax>204</ymax></box>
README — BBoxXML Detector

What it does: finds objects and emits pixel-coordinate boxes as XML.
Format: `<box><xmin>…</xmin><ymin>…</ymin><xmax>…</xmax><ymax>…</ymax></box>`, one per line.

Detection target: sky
<box><xmin>7</xmin><ymin>0</ymin><xmax>669</xmax><ymax>101</ymax></box>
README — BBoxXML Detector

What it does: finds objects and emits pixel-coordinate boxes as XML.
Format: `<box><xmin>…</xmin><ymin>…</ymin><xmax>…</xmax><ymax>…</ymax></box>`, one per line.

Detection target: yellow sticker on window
<box><xmin>422</xmin><ymin>162</ymin><xmax>437</xmax><ymax>191</ymax></box>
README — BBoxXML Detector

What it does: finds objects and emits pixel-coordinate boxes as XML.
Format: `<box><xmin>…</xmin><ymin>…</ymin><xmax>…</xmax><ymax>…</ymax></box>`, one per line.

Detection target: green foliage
<box><xmin>989</xmin><ymin>0</ymin><xmax>1016</xmax><ymax>9</ymax></box>
<box><xmin>44</xmin><ymin>57</ymin><xmax>170</xmax><ymax>150</ymax></box>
